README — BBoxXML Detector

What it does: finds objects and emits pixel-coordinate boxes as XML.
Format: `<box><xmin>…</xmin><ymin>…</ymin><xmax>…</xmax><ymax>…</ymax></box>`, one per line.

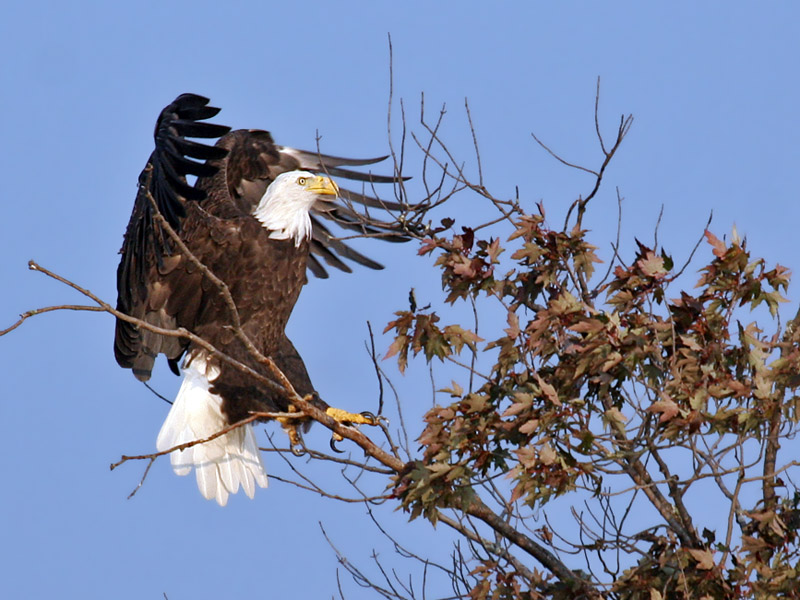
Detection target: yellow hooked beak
<box><xmin>304</xmin><ymin>175</ymin><xmax>339</xmax><ymax>201</ymax></box>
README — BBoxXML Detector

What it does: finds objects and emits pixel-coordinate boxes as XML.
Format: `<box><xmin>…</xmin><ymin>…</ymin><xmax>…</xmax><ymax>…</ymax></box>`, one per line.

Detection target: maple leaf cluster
<box><xmin>384</xmin><ymin>199</ymin><xmax>800</xmax><ymax>597</ymax></box>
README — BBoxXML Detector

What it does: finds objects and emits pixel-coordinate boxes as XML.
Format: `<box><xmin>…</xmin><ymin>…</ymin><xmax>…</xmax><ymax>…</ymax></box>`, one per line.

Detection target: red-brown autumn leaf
<box><xmin>704</xmin><ymin>230</ymin><xmax>727</xmax><ymax>258</ymax></box>
<box><xmin>637</xmin><ymin>251</ymin><xmax>667</xmax><ymax>278</ymax></box>
<box><xmin>452</xmin><ymin>255</ymin><xmax>477</xmax><ymax>278</ymax></box>
<box><xmin>384</xmin><ymin>337</ymin><xmax>404</xmax><ymax>360</ymax></box>
<box><xmin>486</xmin><ymin>237</ymin><xmax>503</xmax><ymax>262</ymax></box>
<box><xmin>534</xmin><ymin>372</ymin><xmax>561</xmax><ymax>406</ymax></box>
<box><xmin>505</xmin><ymin>311</ymin><xmax>521</xmax><ymax>339</ymax></box>
<box><xmin>679</xmin><ymin>334</ymin><xmax>702</xmax><ymax>351</ymax></box>
<box><xmin>503</xmin><ymin>394</ymin><xmax>531</xmax><ymax>417</ymax></box>
<box><xmin>648</xmin><ymin>398</ymin><xmax>680</xmax><ymax>422</ymax></box>
<box><xmin>515</xmin><ymin>446</ymin><xmax>537</xmax><ymax>469</ymax></box>
<box><xmin>687</xmin><ymin>548</ymin><xmax>715</xmax><ymax>570</ymax></box>
<box><xmin>418</xmin><ymin>238</ymin><xmax>440</xmax><ymax>255</ymax></box>
<box><xmin>538</xmin><ymin>443</ymin><xmax>557</xmax><ymax>466</ymax></box>
<box><xmin>569</xmin><ymin>319</ymin><xmax>605</xmax><ymax>334</ymax></box>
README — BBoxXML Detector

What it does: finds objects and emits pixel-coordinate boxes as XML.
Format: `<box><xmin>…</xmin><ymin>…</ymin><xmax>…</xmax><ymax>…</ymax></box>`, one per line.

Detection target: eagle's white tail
<box><xmin>156</xmin><ymin>355</ymin><xmax>268</xmax><ymax>506</ymax></box>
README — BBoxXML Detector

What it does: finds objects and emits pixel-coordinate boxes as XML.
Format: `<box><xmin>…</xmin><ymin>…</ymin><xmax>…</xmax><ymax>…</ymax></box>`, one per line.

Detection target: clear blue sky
<box><xmin>2</xmin><ymin>2</ymin><xmax>799</xmax><ymax>598</ymax></box>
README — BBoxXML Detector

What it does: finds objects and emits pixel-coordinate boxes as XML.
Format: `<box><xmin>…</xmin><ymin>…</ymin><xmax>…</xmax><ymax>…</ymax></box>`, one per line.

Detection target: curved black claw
<box><xmin>291</xmin><ymin>442</ymin><xmax>307</xmax><ymax>457</ymax></box>
<box><xmin>359</xmin><ymin>411</ymin><xmax>378</xmax><ymax>425</ymax></box>
<box><xmin>329</xmin><ymin>436</ymin><xmax>345</xmax><ymax>454</ymax></box>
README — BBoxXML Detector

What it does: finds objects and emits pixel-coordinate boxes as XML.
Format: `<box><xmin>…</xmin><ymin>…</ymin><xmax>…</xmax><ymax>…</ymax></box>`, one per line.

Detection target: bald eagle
<box><xmin>115</xmin><ymin>94</ymin><xmax>411</xmax><ymax>505</ymax></box>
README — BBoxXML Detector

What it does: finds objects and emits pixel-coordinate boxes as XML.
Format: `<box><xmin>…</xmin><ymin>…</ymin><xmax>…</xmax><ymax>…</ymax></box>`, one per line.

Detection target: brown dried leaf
<box><xmin>538</xmin><ymin>443</ymin><xmax>556</xmax><ymax>466</ymax></box>
<box><xmin>741</xmin><ymin>535</ymin><xmax>769</xmax><ymax>553</ymax></box>
<box><xmin>486</xmin><ymin>237</ymin><xmax>503</xmax><ymax>262</ymax></box>
<box><xmin>384</xmin><ymin>338</ymin><xmax>403</xmax><ymax>360</ymax></box>
<box><xmin>534</xmin><ymin>373</ymin><xmax>561</xmax><ymax>406</ymax></box>
<box><xmin>569</xmin><ymin>319</ymin><xmax>604</xmax><ymax>334</ymax></box>
<box><xmin>515</xmin><ymin>447</ymin><xmax>537</xmax><ymax>469</ymax></box>
<box><xmin>638</xmin><ymin>251</ymin><xmax>667</xmax><ymax>278</ymax></box>
<box><xmin>439</xmin><ymin>380</ymin><xmax>464</xmax><ymax>397</ymax></box>
<box><xmin>452</xmin><ymin>255</ymin><xmax>477</xmax><ymax>278</ymax></box>
<box><xmin>679</xmin><ymin>334</ymin><xmax>702</xmax><ymax>351</ymax></box>
<box><xmin>648</xmin><ymin>398</ymin><xmax>680</xmax><ymax>423</ymax></box>
<box><xmin>704</xmin><ymin>230</ymin><xmax>726</xmax><ymax>258</ymax></box>
<box><xmin>505</xmin><ymin>311</ymin><xmax>521</xmax><ymax>339</ymax></box>
<box><xmin>418</xmin><ymin>238</ymin><xmax>439</xmax><ymax>255</ymax></box>
<box><xmin>604</xmin><ymin>407</ymin><xmax>627</xmax><ymax>432</ymax></box>
<box><xmin>688</xmin><ymin>548</ymin><xmax>714</xmax><ymax>570</ymax></box>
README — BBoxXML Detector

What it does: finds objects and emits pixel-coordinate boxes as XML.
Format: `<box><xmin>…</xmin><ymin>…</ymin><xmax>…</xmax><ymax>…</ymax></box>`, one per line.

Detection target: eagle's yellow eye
<box><xmin>297</xmin><ymin>177</ymin><xmax>307</xmax><ymax>186</ymax></box>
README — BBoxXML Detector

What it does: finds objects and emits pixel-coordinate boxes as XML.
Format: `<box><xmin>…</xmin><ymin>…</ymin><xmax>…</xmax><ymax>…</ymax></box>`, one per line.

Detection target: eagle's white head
<box><xmin>252</xmin><ymin>171</ymin><xmax>339</xmax><ymax>246</ymax></box>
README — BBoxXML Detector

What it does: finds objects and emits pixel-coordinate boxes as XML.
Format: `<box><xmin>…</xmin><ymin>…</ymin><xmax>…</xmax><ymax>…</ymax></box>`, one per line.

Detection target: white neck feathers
<box><xmin>252</xmin><ymin>171</ymin><xmax>324</xmax><ymax>247</ymax></box>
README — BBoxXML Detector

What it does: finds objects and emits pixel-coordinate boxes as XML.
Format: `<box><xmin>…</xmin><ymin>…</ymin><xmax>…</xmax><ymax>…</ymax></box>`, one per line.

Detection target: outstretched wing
<box><xmin>114</xmin><ymin>94</ymin><xmax>231</xmax><ymax>380</ymax></box>
<box><xmin>116</xmin><ymin>94</ymin><xmax>415</xmax><ymax>382</ymax></box>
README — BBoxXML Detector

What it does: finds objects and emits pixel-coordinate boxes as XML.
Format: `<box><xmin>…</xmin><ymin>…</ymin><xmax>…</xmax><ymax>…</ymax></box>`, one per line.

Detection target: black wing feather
<box><xmin>337</xmin><ymin>186</ymin><xmax>408</xmax><ymax>211</ymax></box>
<box><xmin>278</xmin><ymin>147</ymin><xmax>390</xmax><ymax>168</ymax></box>
<box><xmin>306</xmin><ymin>254</ymin><xmax>330</xmax><ymax>279</ymax></box>
<box><xmin>311</xmin><ymin>217</ymin><xmax>385</xmax><ymax>270</ymax></box>
<box><xmin>308</xmin><ymin>241</ymin><xmax>353</xmax><ymax>273</ymax></box>
<box><xmin>170</xmin><ymin>119</ymin><xmax>231</xmax><ymax>139</ymax></box>
<box><xmin>172</xmin><ymin>137</ymin><xmax>229</xmax><ymax>161</ymax></box>
<box><xmin>316</xmin><ymin>165</ymin><xmax>399</xmax><ymax>184</ymax></box>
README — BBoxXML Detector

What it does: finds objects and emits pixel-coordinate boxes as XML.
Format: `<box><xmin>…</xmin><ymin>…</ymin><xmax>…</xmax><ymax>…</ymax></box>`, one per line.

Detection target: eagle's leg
<box><xmin>278</xmin><ymin>406</ymin><xmax>306</xmax><ymax>456</ymax></box>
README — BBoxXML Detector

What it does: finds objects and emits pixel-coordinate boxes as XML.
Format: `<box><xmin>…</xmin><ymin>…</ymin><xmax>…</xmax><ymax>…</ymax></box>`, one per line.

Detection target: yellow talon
<box><xmin>325</xmin><ymin>407</ymin><xmax>378</xmax><ymax>425</ymax></box>
<box><xmin>324</xmin><ymin>408</ymin><xmax>380</xmax><ymax>454</ymax></box>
